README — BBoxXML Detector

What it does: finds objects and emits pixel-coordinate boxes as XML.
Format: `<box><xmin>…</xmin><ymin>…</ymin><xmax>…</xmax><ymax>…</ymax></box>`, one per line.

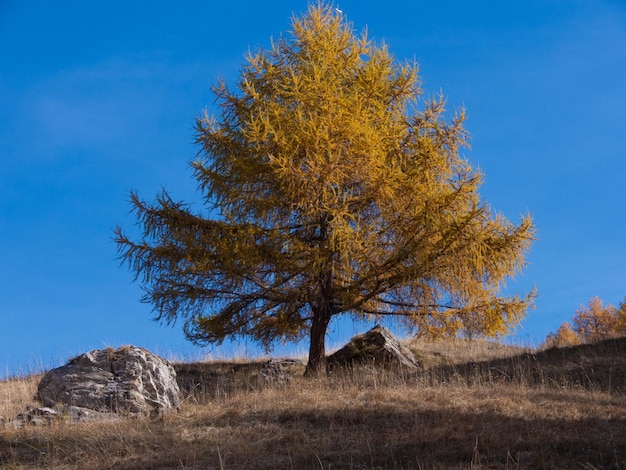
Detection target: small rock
<box><xmin>327</xmin><ymin>326</ymin><xmax>420</xmax><ymax>371</ymax></box>
<box><xmin>8</xmin><ymin>405</ymin><xmax>121</xmax><ymax>428</ymax></box>
<box><xmin>259</xmin><ymin>358</ymin><xmax>304</xmax><ymax>384</ymax></box>
<box><xmin>10</xmin><ymin>407</ymin><xmax>58</xmax><ymax>428</ymax></box>
<box><xmin>64</xmin><ymin>405</ymin><xmax>121</xmax><ymax>423</ymax></box>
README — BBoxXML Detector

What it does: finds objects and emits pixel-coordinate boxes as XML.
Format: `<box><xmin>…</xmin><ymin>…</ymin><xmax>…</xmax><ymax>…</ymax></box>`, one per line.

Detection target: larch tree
<box><xmin>545</xmin><ymin>296</ymin><xmax>626</xmax><ymax>348</ymax></box>
<box><xmin>617</xmin><ymin>298</ymin><xmax>626</xmax><ymax>335</ymax></box>
<box><xmin>572</xmin><ymin>297</ymin><xmax>618</xmax><ymax>343</ymax></box>
<box><xmin>544</xmin><ymin>322</ymin><xmax>580</xmax><ymax>348</ymax></box>
<box><xmin>115</xmin><ymin>4</ymin><xmax>535</xmax><ymax>375</ymax></box>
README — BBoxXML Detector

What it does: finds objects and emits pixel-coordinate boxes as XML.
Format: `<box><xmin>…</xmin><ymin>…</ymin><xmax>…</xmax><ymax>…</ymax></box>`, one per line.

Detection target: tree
<box><xmin>617</xmin><ymin>298</ymin><xmax>626</xmax><ymax>335</ymax></box>
<box><xmin>572</xmin><ymin>296</ymin><xmax>619</xmax><ymax>343</ymax></box>
<box><xmin>115</xmin><ymin>4</ymin><xmax>535</xmax><ymax>375</ymax></box>
<box><xmin>544</xmin><ymin>321</ymin><xmax>580</xmax><ymax>348</ymax></box>
<box><xmin>544</xmin><ymin>296</ymin><xmax>626</xmax><ymax>348</ymax></box>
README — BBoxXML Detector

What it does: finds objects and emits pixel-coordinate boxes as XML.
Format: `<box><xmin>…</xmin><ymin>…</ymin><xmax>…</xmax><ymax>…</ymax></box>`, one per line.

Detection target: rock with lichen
<box><xmin>37</xmin><ymin>346</ymin><xmax>181</xmax><ymax>417</ymax></box>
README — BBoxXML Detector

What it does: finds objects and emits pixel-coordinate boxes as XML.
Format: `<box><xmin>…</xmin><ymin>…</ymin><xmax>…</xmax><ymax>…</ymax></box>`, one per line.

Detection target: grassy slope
<box><xmin>1</xmin><ymin>338</ymin><xmax>625</xmax><ymax>469</ymax></box>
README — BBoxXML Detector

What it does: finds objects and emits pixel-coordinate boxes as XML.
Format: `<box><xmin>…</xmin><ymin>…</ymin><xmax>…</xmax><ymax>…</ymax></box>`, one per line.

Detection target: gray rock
<box><xmin>259</xmin><ymin>358</ymin><xmax>304</xmax><ymax>384</ymax></box>
<box><xmin>10</xmin><ymin>406</ymin><xmax>59</xmax><ymax>427</ymax></box>
<box><xmin>327</xmin><ymin>326</ymin><xmax>420</xmax><ymax>371</ymax></box>
<box><xmin>64</xmin><ymin>405</ymin><xmax>122</xmax><ymax>423</ymax></box>
<box><xmin>9</xmin><ymin>405</ymin><xmax>121</xmax><ymax>428</ymax></box>
<box><xmin>37</xmin><ymin>346</ymin><xmax>181</xmax><ymax>416</ymax></box>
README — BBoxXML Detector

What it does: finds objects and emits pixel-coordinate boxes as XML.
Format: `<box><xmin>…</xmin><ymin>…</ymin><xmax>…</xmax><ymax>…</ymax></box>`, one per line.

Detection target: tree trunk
<box><xmin>305</xmin><ymin>309</ymin><xmax>331</xmax><ymax>376</ymax></box>
<box><xmin>305</xmin><ymin>217</ymin><xmax>334</xmax><ymax>377</ymax></box>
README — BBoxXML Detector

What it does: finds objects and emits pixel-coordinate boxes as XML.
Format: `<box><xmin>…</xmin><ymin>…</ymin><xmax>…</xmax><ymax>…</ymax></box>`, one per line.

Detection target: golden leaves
<box><xmin>117</xmin><ymin>3</ymin><xmax>535</xmax><ymax>349</ymax></box>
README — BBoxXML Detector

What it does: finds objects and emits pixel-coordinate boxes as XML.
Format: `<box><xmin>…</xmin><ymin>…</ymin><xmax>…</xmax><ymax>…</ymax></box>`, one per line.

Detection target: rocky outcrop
<box><xmin>327</xmin><ymin>326</ymin><xmax>420</xmax><ymax>371</ymax></box>
<box><xmin>37</xmin><ymin>346</ymin><xmax>181</xmax><ymax>417</ymax></box>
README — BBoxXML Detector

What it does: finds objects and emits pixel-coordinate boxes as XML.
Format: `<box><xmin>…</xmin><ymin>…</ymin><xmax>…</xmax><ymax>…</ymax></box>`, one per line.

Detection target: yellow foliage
<box><xmin>545</xmin><ymin>296</ymin><xmax>626</xmax><ymax>347</ymax></box>
<box><xmin>544</xmin><ymin>322</ymin><xmax>580</xmax><ymax>348</ymax></box>
<box><xmin>572</xmin><ymin>296</ymin><xmax>619</xmax><ymax>343</ymax></box>
<box><xmin>116</xmin><ymin>3</ymin><xmax>535</xmax><ymax>373</ymax></box>
<box><xmin>616</xmin><ymin>297</ymin><xmax>626</xmax><ymax>335</ymax></box>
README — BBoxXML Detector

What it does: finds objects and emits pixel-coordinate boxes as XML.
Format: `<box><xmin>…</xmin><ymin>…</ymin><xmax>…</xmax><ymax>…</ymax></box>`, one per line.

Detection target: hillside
<box><xmin>411</xmin><ymin>336</ymin><xmax>626</xmax><ymax>392</ymax></box>
<box><xmin>1</xmin><ymin>337</ymin><xmax>625</xmax><ymax>469</ymax></box>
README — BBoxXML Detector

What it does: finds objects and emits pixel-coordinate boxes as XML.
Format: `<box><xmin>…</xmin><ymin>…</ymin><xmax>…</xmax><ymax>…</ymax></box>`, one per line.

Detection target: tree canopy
<box><xmin>115</xmin><ymin>3</ymin><xmax>535</xmax><ymax>374</ymax></box>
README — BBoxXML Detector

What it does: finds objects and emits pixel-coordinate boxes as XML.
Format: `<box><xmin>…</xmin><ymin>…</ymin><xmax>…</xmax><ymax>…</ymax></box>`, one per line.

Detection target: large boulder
<box><xmin>327</xmin><ymin>326</ymin><xmax>420</xmax><ymax>371</ymax></box>
<box><xmin>37</xmin><ymin>346</ymin><xmax>181</xmax><ymax>417</ymax></box>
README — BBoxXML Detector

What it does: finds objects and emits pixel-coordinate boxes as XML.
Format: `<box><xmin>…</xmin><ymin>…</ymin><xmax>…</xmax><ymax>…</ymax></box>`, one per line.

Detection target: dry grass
<box><xmin>2</xmin><ymin>338</ymin><xmax>626</xmax><ymax>469</ymax></box>
<box><xmin>0</xmin><ymin>374</ymin><xmax>42</xmax><ymax>427</ymax></box>
<box><xmin>408</xmin><ymin>337</ymin><xmax>531</xmax><ymax>368</ymax></box>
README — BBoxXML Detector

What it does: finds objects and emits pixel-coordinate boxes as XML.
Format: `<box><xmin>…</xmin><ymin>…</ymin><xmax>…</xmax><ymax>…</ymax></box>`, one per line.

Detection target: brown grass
<box><xmin>0</xmin><ymin>374</ymin><xmax>42</xmax><ymax>427</ymax></box>
<box><xmin>2</xmin><ymin>338</ymin><xmax>626</xmax><ymax>469</ymax></box>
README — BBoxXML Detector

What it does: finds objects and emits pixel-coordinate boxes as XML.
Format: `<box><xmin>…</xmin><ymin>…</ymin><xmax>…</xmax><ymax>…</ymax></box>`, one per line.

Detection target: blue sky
<box><xmin>1</xmin><ymin>1</ymin><xmax>625</xmax><ymax>377</ymax></box>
